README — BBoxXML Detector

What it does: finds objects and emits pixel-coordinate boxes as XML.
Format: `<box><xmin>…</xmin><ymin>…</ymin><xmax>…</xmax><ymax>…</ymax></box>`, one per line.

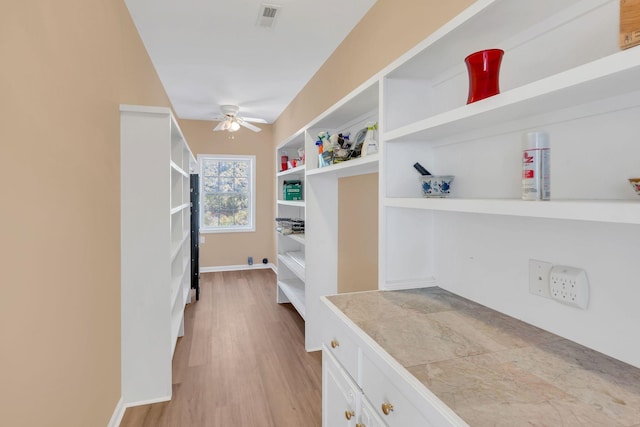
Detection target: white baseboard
<box><xmin>109</xmin><ymin>393</ymin><xmax>172</xmax><ymax>426</ymax></box>
<box><xmin>381</xmin><ymin>277</ymin><xmax>437</xmax><ymax>291</ymax></box>
<box><xmin>200</xmin><ymin>263</ymin><xmax>277</xmax><ymax>273</ymax></box>
<box><xmin>108</xmin><ymin>397</ymin><xmax>125</xmax><ymax>427</ymax></box>
<box><xmin>124</xmin><ymin>395</ymin><xmax>171</xmax><ymax>408</ymax></box>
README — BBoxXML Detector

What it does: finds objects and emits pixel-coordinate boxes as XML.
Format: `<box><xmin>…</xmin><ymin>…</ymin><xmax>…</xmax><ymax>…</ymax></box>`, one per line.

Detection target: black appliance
<box><xmin>190</xmin><ymin>174</ymin><xmax>200</xmax><ymax>300</ymax></box>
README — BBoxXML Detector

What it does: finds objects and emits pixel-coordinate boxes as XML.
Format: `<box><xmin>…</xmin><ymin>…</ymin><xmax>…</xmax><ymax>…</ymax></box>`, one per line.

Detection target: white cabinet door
<box><xmin>359</xmin><ymin>396</ymin><xmax>388</xmax><ymax>427</ymax></box>
<box><xmin>323</xmin><ymin>347</ymin><xmax>359</xmax><ymax>427</ymax></box>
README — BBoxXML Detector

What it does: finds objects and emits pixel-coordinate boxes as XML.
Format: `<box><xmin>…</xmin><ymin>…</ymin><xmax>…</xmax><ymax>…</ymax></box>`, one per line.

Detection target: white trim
<box><xmin>200</xmin><ymin>263</ymin><xmax>277</xmax><ymax>273</ymax></box>
<box><xmin>107</xmin><ymin>397</ymin><xmax>125</xmax><ymax>427</ymax></box>
<box><xmin>200</xmin><ymin>227</ymin><xmax>256</xmax><ymax>234</ymax></box>
<box><xmin>381</xmin><ymin>277</ymin><xmax>437</xmax><ymax>291</ymax></box>
<box><xmin>124</xmin><ymin>395</ymin><xmax>172</xmax><ymax>408</ymax></box>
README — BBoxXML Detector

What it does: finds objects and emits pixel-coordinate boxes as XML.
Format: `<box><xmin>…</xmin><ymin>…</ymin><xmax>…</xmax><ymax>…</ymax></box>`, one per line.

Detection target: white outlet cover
<box><xmin>549</xmin><ymin>265</ymin><xmax>589</xmax><ymax>309</ymax></box>
<box><xmin>529</xmin><ymin>259</ymin><xmax>552</xmax><ymax>298</ymax></box>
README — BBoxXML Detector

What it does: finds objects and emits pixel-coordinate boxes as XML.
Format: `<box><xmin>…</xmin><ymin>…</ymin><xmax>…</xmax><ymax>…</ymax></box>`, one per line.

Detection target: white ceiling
<box><xmin>124</xmin><ymin>0</ymin><xmax>378</xmax><ymax>124</ymax></box>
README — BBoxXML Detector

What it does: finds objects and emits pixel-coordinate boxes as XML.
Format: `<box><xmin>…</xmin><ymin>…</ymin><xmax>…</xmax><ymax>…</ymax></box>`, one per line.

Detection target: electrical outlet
<box><xmin>549</xmin><ymin>265</ymin><xmax>589</xmax><ymax>309</ymax></box>
<box><xmin>529</xmin><ymin>259</ymin><xmax>552</xmax><ymax>297</ymax></box>
<box><xmin>199</xmin><ymin>236</ymin><xmax>205</xmax><ymax>244</ymax></box>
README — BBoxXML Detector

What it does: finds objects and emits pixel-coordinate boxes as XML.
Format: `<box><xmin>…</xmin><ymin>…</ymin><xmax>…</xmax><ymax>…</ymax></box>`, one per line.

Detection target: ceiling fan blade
<box><xmin>241</xmin><ymin>116</ymin><xmax>268</xmax><ymax>124</ymax></box>
<box><xmin>213</xmin><ymin>121</ymin><xmax>225</xmax><ymax>131</ymax></box>
<box><xmin>239</xmin><ymin>120</ymin><xmax>262</xmax><ymax>132</ymax></box>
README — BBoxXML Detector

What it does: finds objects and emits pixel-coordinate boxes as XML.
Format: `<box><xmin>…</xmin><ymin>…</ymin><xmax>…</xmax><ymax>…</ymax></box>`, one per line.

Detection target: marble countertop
<box><xmin>326</xmin><ymin>287</ymin><xmax>640</xmax><ymax>426</ymax></box>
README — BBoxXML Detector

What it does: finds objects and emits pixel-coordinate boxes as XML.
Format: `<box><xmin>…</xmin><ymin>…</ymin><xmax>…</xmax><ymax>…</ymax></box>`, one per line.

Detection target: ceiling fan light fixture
<box><xmin>220</xmin><ymin>119</ymin><xmax>231</xmax><ymax>131</ymax></box>
<box><xmin>212</xmin><ymin>105</ymin><xmax>262</xmax><ymax>133</ymax></box>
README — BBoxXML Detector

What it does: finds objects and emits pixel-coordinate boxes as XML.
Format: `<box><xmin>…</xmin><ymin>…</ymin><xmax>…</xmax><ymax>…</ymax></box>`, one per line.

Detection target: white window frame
<box><xmin>198</xmin><ymin>154</ymin><xmax>256</xmax><ymax>233</ymax></box>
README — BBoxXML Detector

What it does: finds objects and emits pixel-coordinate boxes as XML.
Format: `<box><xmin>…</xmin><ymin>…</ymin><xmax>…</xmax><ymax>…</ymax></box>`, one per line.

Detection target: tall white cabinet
<box><xmin>120</xmin><ymin>105</ymin><xmax>195</xmax><ymax>405</ymax></box>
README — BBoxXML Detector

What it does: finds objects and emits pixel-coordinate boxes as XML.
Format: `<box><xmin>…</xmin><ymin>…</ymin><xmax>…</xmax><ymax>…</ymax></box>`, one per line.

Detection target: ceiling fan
<box><xmin>212</xmin><ymin>105</ymin><xmax>265</xmax><ymax>133</ymax></box>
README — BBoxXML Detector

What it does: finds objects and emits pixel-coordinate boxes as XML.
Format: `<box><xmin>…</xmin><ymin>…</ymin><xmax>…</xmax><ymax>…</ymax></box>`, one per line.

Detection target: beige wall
<box><xmin>338</xmin><ymin>174</ymin><xmax>379</xmax><ymax>293</ymax></box>
<box><xmin>0</xmin><ymin>1</ymin><xmax>172</xmax><ymax>426</ymax></box>
<box><xmin>180</xmin><ymin>120</ymin><xmax>276</xmax><ymax>268</ymax></box>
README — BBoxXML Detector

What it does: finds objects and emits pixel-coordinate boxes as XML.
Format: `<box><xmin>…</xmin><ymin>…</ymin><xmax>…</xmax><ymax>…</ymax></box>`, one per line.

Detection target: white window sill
<box><xmin>201</xmin><ymin>227</ymin><xmax>256</xmax><ymax>234</ymax></box>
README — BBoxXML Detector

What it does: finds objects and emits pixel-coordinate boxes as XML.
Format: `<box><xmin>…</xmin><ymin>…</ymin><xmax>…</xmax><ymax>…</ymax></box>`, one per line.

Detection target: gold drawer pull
<box><xmin>331</xmin><ymin>339</ymin><xmax>339</xmax><ymax>349</ymax></box>
<box><xmin>381</xmin><ymin>402</ymin><xmax>394</xmax><ymax>415</ymax></box>
<box><xmin>345</xmin><ymin>410</ymin><xmax>355</xmax><ymax>420</ymax></box>
<box><xmin>356</xmin><ymin>424</ymin><xmax>365</xmax><ymax>427</ymax></box>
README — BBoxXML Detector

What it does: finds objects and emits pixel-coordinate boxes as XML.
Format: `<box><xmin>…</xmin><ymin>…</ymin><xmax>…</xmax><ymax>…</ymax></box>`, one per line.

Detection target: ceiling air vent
<box><xmin>256</xmin><ymin>3</ymin><xmax>281</xmax><ymax>28</ymax></box>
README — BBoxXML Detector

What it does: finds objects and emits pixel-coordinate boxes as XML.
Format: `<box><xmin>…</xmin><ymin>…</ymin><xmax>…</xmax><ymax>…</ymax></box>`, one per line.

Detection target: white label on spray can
<box><xmin>522</xmin><ymin>132</ymin><xmax>550</xmax><ymax>200</ymax></box>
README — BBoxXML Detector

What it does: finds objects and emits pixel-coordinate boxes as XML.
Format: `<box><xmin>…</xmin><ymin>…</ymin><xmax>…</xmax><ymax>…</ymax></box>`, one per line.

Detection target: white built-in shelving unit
<box><xmin>318</xmin><ymin>0</ymin><xmax>640</xmax><ymax>424</ymax></box>
<box><xmin>279</xmin><ymin>0</ymin><xmax>640</xmax><ymax>367</ymax></box>
<box><xmin>378</xmin><ymin>0</ymin><xmax>640</xmax><ymax>369</ymax></box>
<box><xmin>380</xmin><ymin>0</ymin><xmax>640</xmax><ymax>292</ymax></box>
<box><xmin>120</xmin><ymin>105</ymin><xmax>195</xmax><ymax>405</ymax></box>
<box><xmin>275</xmin><ymin>80</ymin><xmax>380</xmax><ymax>351</ymax></box>
<box><xmin>275</xmin><ymin>132</ymin><xmax>307</xmax><ymax>320</ymax></box>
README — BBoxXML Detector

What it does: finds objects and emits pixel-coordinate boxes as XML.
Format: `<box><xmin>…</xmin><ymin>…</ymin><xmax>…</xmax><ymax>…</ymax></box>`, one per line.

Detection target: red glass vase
<box><xmin>465</xmin><ymin>49</ymin><xmax>504</xmax><ymax>104</ymax></box>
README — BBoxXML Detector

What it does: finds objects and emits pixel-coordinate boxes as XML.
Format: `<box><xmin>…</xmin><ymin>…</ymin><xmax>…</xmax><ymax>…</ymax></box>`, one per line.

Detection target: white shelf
<box><xmin>306</xmin><ymin>154</ymin><xmax>379</xmax><ymax>178</ymax></box>
<box><xmin>171</xmin><ymin>252</ymin><xmax>190</xmax><ymax>304</ymax></box>
<box><xmin>170</xmin><ymin>161</ymin><xmax>189</xmax><ymax>177</ymax></box>
<box><xmin>388</xmin><ymin>1</ymin><xmax>594</xmax><ymax>78</ymax></box>
<box><xmin>309</xmin><ymin>79</ymin><xmax>379</xmax><ymax>129</ymax></box>
<box><xmin>277</xmin><ymin>200</ymin><xmax>305</xmax><ymax>207</ymax></box>
<box><xmin>278</xmin><ymin>253</ymin><xmax>305</xmax><ymax>282</ymax></box>
<box><xmin>170</xmin><ymin>202</ymin><xmax>190</xmax><ymax>215</ymax></box>
<box><xmin>384</xmin><ymin>197</ymin><xmax>640</xmax><ymax>225</ymax></box>
<box><xmin>277</xmin><ymin>130</ymin><xmax>305</xmax><ymax>150</ymax></box>
<box><xmin>277</xmin><ymin>279</ymin><xmax>306</xmax><ymax>320</ymax></box>
<box><xmin>285</xmin><ymin>233</ymin><xmax>305</xmax><ymax>245</ymax></box>
<box><xmin>277</xmin><ymin>164</ymin><xmax>306</xmax><ymax>177</ymax></box>
<box><xmin>182</xmin><ymin>280</ymin><xmax>191</xmax><ymax>306</ymax></box>
<box><xmin>170</xmin><ymin>229</ymin><xmax>190</xmax><ymax>261</ymax></box>
<box><xmin>276</xmin><ymin>230</ymin><xmax>306</xmax><ymax>245</ymax></box>
<box><xmin>170</xmin><ymin>269</ymin><xmax>183</xmax><ymax>308</ymax></box>
<box><xmin>170</xmin><ymin>308</ymin><xmax>183</xmax><ymax>355</ymax></box>
<box><xmin>385</xmin><ymin>49</ymin><xmax>640</xmax><ymax>144</ymax></box>
<box><xmin>286</xmin><ymin>250</ymin><xmax>305</xmax><ymax>268</ymax></box>
<box><xmin>170</xmin><ymin>239</ymin><xmax>181</xmax><ymax>262</ymax></box>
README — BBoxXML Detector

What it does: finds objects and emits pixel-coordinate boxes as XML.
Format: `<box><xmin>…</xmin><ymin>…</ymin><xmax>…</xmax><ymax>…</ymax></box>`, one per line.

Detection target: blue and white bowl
<box><xmin>420</xmin><ymin>175</ymin><xmax>455</xmax><ymax>198</ymax></box>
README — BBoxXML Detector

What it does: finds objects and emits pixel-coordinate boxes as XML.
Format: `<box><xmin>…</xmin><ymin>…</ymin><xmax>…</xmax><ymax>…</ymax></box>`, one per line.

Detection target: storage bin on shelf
<box><xmin>283</xmin><ymin>180</ymin><xmax>303</xmax><ymax>200</ymax></box>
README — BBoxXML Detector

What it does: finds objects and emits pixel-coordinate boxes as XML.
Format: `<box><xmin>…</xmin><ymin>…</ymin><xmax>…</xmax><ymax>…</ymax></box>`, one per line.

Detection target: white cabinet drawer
<box><xmin>323</xmin><ymin>306</ymin><xmax>360</xmax><ymax>383</ymax></box>
<box><xmin>361</xmin><ymin>353</ymin><xmax>433</xmax><ymax>427</ymax></box>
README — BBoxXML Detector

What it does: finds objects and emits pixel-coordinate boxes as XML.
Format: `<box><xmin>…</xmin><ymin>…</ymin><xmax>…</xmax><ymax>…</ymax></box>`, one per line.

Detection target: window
<box><xmin>198</xmin><ymin>154</ymin><xmax>256</xmax><ymax>233</ymax></box>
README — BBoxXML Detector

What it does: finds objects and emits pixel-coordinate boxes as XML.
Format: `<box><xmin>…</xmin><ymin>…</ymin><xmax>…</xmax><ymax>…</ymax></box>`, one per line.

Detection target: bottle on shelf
<box><xmin>361</xmin><ymin>122</ymin><xmax>378</xmax><ymax>157</ymax></box>
<box><xmin>522</xmin><ymin>131</ymin><xmax>550</xmax><ymax>201</ymax></box>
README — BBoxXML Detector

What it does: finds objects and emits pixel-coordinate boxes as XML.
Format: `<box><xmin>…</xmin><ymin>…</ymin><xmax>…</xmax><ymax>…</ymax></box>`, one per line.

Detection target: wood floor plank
<box><xmin>120</xmin><ymin>269</ymin><xmax>322</xmax><ymax>427</ymax></box>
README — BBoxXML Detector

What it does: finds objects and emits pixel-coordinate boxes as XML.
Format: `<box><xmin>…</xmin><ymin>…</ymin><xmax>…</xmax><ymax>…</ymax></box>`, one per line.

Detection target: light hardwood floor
<box><xmin>120</xmin><ymin>269</ymin><xmax>322</xmax><ymax>427</ymax></box>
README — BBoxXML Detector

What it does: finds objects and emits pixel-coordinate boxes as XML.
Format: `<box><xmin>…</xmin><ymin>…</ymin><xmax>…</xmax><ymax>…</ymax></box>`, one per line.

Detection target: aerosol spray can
<box><xmin>522</xmin><ymin>131</ymin><xmax>550</xmax><ymax>200</ymax></box>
